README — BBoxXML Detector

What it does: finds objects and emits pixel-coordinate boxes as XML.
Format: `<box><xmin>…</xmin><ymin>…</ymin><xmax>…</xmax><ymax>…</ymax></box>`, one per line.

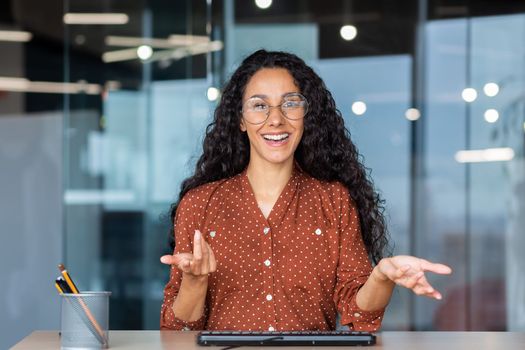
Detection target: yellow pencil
<box><xmin>58</xmin><ymin>264</ymin><xmax>79</xmax><ymax>293</ymax></box>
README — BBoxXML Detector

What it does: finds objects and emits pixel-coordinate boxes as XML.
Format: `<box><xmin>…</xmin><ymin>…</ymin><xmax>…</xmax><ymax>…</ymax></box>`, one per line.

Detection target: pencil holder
<box><xmin>60</xmin><ymin>292</ymin><xmax>111</xmax><ymax>349</ymax></box>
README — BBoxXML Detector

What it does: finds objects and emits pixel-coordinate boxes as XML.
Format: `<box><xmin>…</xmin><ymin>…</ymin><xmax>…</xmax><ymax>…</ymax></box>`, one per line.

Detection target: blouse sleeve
<box><xmin>160</xmin><ymin>192</ymin><xmax>207</xmax><ymax>330</ymax></box>
<box><xmin>333</xmin><ymin>185</ymin><xmax>385</xmax><ymax>332</ymax></box>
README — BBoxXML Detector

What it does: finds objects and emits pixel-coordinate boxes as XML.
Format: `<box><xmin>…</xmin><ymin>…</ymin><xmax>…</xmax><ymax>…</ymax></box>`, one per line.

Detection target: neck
<box><xmin>246</xmin><ymin>158</ymin><xmax>294</xmax><ymax>197</ymax></box>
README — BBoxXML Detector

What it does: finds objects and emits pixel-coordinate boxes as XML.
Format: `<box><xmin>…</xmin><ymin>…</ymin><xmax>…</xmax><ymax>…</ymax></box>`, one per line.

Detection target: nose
<box><xmin>266</xmin><ymin>105</ymin><xmax>286</xmax><ymax>126</ymax></box>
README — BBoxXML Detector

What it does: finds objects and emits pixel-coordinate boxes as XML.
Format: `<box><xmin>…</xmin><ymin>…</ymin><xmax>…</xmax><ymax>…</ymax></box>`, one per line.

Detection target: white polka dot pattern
<box><xmin>160</xmin><ymin>165</ymin><xmax>385</xmax><ymax>332</ymax></box>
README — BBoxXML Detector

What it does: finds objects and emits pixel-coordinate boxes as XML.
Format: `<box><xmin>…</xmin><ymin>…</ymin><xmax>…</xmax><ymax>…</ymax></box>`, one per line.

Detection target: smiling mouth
<box><xmin>262</xmin><ymin>133</ymin><xmax>290</xmax><ymax>141</ymax></box>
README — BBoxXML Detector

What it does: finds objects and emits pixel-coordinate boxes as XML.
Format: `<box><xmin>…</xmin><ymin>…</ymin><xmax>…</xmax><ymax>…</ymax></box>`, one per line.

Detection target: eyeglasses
<box><xmin>242</xmin><ymin>93</ymin><xmax>309</xmax><ymax>125</ymax></box>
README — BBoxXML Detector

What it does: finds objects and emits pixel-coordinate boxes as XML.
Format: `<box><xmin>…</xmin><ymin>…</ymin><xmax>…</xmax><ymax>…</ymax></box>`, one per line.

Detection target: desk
<box><xmin>11</xmin><ymin>330</ymin><xmax>525</xmax><ymax>349</ymax></box>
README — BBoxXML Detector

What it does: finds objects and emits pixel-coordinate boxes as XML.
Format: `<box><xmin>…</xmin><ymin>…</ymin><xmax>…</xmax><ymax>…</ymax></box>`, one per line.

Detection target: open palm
<box><xmin>377</xmin><ymin>255</ymin><xmax>452</xmax><ymax>300</ymax></box>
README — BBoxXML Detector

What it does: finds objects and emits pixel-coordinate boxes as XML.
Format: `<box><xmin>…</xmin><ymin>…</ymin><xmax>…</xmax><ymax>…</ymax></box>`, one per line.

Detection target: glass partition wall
<box><xmin>63</xmin><ymin>0</ymin><xmax>215</xmax><ymax>329</ymax></box>
<box><xmin>60</xmin><ymin>0</ymin><xmax>525</xmax><ymax>331</ymax></box>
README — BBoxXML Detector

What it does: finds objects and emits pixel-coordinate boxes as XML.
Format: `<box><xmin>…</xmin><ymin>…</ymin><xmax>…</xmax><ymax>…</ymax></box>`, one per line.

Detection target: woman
<box><xmin>160</xmin><ymin>50</ymin><xmax>451</xmax><ymax>332</ymax></box>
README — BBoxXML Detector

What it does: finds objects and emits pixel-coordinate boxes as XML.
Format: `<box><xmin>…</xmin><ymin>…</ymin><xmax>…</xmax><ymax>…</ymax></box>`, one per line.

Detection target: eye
<box><xmin>282</xmin><ymin>100</ymin><xmax>302</xmax><ymax>108</ymax></box>
<box><xmin>245</xmin><ymin>98</ymin><xmax>268</xmax><ymax>111</ymax></box>
<box><xmin>252</xmin><ymin>102</ymin><xmax>268</xmax><ymax>111</ymax></box>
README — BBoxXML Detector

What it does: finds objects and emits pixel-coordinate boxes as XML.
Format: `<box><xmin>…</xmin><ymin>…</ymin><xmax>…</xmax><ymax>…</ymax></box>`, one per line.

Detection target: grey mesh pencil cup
<box><xmin>60</xmin><ymin>292</ymin><xmax>111</xmax><ymax>349</ymax></box>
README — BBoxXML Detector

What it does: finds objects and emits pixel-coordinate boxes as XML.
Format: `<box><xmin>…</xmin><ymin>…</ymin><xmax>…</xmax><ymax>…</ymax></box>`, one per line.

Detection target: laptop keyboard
<box><xmin>197</xmin><ymin>330</ymin><xmax>376</xmax><ymax>346</ymax></box>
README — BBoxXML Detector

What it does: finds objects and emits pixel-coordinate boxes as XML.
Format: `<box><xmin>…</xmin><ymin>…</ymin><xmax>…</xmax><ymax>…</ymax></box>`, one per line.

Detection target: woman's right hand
<box><xmin>160</xmin><ymin>230</ymin><xmax>217</xmax><ymax>278</ymax></box>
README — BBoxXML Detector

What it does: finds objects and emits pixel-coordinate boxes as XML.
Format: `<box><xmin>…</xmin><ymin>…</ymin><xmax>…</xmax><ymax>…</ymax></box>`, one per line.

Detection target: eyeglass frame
<box><xmin>241</xmin><ymin>92</ymin><xmax>309</xmax><ymax>125</ymax></box>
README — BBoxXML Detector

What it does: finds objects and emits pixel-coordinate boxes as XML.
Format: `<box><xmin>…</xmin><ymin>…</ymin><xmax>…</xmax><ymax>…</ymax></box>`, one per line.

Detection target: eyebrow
<box><xmin>248</xmin><ymin>92</ymin><xmax>300</xmax><ymax>99</ymax></box>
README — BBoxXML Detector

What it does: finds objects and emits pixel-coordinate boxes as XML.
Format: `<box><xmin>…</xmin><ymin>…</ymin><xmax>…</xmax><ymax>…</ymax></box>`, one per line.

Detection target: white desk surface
<box><xmin>11</xmin><ymin>330</ymin><xmax>525</xmax><ymax>349</ymax></box>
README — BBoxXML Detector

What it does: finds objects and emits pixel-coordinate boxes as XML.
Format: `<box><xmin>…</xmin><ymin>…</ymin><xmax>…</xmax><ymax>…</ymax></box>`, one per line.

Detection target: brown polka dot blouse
<box><xmin>160</xmin><ymin>165</ymin><xmax>384</xmax><ymax>332</ymax></box>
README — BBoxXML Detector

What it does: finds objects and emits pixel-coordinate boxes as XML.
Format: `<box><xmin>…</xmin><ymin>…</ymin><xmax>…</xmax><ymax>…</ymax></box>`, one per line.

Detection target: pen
<box><xmin>56</xmin><ymin>277</ymin><xmax>72</xmax><ymax>293</ymax></box>
<box><xmin>55</xmin><ymin>281</ymin><xmax>64</xmax><ymax>294</ymax></box>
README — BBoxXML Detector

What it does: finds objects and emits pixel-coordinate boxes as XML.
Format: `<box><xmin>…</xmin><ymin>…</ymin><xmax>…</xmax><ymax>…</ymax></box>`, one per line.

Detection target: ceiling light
<box><xmin>106</xmin><ymin>36</ymin><xmax>173</xmax><ymax>49</ymax></box>
<box><xmin>102</xmin><ymin>40</ymin><xmax>223</xmax><ymax>63</ymax></box>
<box><xmin>351</xmin><ymin>101</ymin><xmax>367</xmax><ymax>116</ymax></box>
<box><xmin>484</xmin><ymin>109</ymin><xmax>499</xmax><ymax>123</ymax></box>
<box><xmin>461</xmin><ymin>88</ymin><xmax>477</xmax><ymax>102</ymax></box>
<box><xmin>137</xmin><ymin>45</ymin><xmax>153</xmax><ymax>60</ymax></box>
<box><xmin>0</xmin><ymin>76</ymin><xmax>101</xmax><ymax>95</ymax></box>
<box><xmin>255</xmin><ymin>0</ymin><xmax>272</xmax><ymax>9</ymax></box>
<box><xmin>149</xmin><ymin>41</ymin><xmax>223</xmax><ymax>62</ymax></box>
<box><xmin>340</xmin><ymin>25</ymin><xmax>358</xmax><ymax>41</ymax></box>
<box><xmin>207</xmin><ymin>87</ymin><xmax>220</xmax><ymax>101</ymax></box>
<box><xmin>102</xmin><ymin>48</ymin><xmax>139</xmax><ymax>63</ymax></box>
<box><xmin>105</xmin><ymin>35</ymin><xmax>210</xmax><ymax>49</ymax></box>
<box><xmin>168</xmin><ymin>34</ymin><xmax>210</xmax><ymax>45</ymax></box>
<box><xmin>0</xmin><ymin>30</ymin><xmax>32</xmax><ymax>42</ymax></box>
<box><xmin>405</xmin><ymin>108</ymin><xmax>421</xmax><ymax>121</ymax></box>
<box><xmin>63</xmin><ymin>13</ymin><xmax>129</xmax><ymax>25</ymax></box>
<box><xmin>455</xmin><ymin>147</ymin><xmax>514</xmax><ymax>163</ymax></box>
<box><xmin>483</xmin><ymin>82</ymin><xmax>499</xmax><ymax>97</ymax></box>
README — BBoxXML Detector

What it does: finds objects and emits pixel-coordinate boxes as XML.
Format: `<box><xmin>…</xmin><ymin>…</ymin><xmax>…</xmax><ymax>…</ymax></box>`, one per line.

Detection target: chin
<box><xmin>263</xmin><ymin>153</ymin><xmax>295</xmax><ymax>165</ymax></box>
<box><xmin>250</xmin><ymin>141</ymin><xmax>298</xmax><ymax>166</ymax></box>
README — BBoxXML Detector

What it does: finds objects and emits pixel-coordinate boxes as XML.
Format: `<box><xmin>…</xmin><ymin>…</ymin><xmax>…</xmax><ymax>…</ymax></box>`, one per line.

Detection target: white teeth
<box><xmin>263</xmin><ymin>133</ymin><xmax>289</xmax><ymax>141</ymax></box>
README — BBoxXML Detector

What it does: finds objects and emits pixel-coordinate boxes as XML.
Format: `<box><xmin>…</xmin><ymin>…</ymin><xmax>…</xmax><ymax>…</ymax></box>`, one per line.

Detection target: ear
<box><xmin>240</xmin><ymin>118</ymin><xmax>247</xmax><ymax>132</ymax></box>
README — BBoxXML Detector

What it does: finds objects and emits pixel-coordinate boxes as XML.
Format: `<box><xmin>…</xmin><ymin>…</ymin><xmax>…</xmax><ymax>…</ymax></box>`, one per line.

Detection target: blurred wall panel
<box><xmin>0</xmin><ymin>113</ymin><xmax>62</xmax><ymax>348</ymax></box>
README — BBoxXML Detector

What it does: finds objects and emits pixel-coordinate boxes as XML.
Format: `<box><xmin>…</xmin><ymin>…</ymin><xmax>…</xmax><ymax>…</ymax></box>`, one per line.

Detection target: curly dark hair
<box><xmin>169</xmin><ymin>49</ymin><xmax>390</xmax><ymax>264</ymax></box>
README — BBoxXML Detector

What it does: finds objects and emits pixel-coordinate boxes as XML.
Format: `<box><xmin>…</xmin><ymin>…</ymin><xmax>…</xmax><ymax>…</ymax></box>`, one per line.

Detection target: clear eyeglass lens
<box><xmin>243</xmin><ymin>95</ymin><xmax>307</xmax><ymax>124</ymax></box>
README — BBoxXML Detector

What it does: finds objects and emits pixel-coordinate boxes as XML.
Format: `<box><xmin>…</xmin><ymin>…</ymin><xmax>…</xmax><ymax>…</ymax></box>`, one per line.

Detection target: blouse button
<box><xmin>182</xmin><ymin>326</ymin><xmax>190</xmax><ymax>331</ymax></box>
<box><xmin>354</xmin><ymin>312</ymin><xmax>361</xmax><ymax>317</ymax></box>
<box><xmin>210</xmin><ymin>231</ymin><xmax>216</xmax><ymax>238</ymax></box>
<box><xmin>266</xmin><ymin>294</ymin><xmax>273</xmax><ymax>301</ymax></box>
<box><xmin>268</xmin><ymin>326</ymin><xmax>275</xmax><ymax>331</ymax></box>
<box><xmin>264</xmin><ymin>259</ymin><xmax>271</xmax><ymax>267</ymax></box>
<box><xmin>263</xmin><ymin>227</ymin><xmax>270</xmax><ymax>234</ymax></box>
<box><xmin>315</xmin><ymin>228</ymin><xmax>322</xmax><ymax>235</ymax></box>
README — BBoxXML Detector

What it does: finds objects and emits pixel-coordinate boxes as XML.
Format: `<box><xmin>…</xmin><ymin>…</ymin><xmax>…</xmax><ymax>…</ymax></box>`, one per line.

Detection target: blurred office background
<box><xmin>1</xmin><ymin>0</ymin><xmax>525</xmax><ymax>347</ymax></box>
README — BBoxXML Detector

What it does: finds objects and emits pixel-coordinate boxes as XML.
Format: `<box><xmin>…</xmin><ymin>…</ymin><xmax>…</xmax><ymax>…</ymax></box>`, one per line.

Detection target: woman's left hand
<box><xmin>374</xmin><ymin>255</ymin><xmax>452</xmax><ymax>300</ymax></box>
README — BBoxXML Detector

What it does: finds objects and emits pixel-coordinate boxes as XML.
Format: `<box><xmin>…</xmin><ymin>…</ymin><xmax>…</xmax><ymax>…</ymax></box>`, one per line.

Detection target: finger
<box><xmin>160</xmin><ymin>255</ymin><xmax>175</xmax><ymax>265</ymax></box>
<box><xmin>160</xmin><ymin>253</ymin><xmax>192</xmax><ymax>265</ymax></box>
<box><xmin>402</xmin><ymin>270</ymin><xmax>445</xmax><ymax>300</ymax></box>
<box><xmin>433</xmin><ymin>291</ymin><xmax>443</xmax><ymax>300</ymax></box>
<box><xmin>193</xmin><ymin>230</ymin><xmax>203</xmax><ymax>259</ymax></box>
<box><xmin>208</xmin><ymin>244</ymin><xmax>217</xmax><ymax>272</ymax></box>
<box><xmin>174</xmin><ymin>255</ymin><xmax>193</xmax><ymax>273</ymax></box>
<box><xmin>411</xmin><ymin>275</ymin><xmax>443</xmax><ymax>300</ymax></box>
<box><xmin>413</xmin><ymin>282</ymin><xmax>433</xmax><ymax>296</ymax></box>
<box><xmin>413</xmin><ymin>274</ymin><xmax>433</xmax><ymax>290</ymax></box>
<box><xmin>161</xmin><ymin>253</ymin><xmax>193</xmax><ymax>274</ymax></box>
<box><xmin>405</xmin><ymin>271</ymin><xmax>424</xmax><ymax>289</ymax></box>
<box><xmin>200</xmin><ymin>234</ymin><xmax>210</xmax><ymax>274</ymax></box>
<box><xmin>419</xmin><ymin>282</ymin><xmax>443</xmax><ymax>300</ymax></box>
<box><xmin>417</xmin><ymin>285</ymin><xmax>442</xmax><ymax>300</ymax></box>
<box><xmin>420</xmin><ymin>260</ymin><xmax>452</xmax><ymax>274</ymax></box>
<box><xmin>179</xmin><ymin>259</ymin><xmax>192</xmax><ymax>273</ymax></box>
<box><xmin>191</xmin><ymin>230</ymin><xmax>203</xmax><ymax>274</ymax></box>
<box><xmin>425</xmin><ymin>289</ymin><xmax>442</xmax><ymax>300</ymax></box>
